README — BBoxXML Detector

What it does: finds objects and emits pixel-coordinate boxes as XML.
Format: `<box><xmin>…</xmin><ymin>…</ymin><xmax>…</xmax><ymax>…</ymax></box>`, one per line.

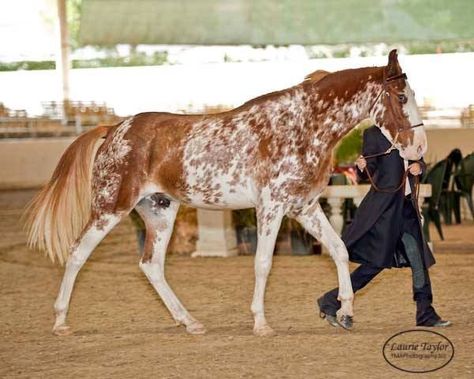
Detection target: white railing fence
<box><xmin>193</xmin><ymin>184</ymin><xmax>432</xmax><ymax>257</ymax></box>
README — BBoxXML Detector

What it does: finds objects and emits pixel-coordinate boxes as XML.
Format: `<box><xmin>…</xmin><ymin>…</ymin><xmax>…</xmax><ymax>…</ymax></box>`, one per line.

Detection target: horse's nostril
<box><xmin>417</xmin><ymin>145</ymin><xmax>423</xmax><ymax>154</ymax></box>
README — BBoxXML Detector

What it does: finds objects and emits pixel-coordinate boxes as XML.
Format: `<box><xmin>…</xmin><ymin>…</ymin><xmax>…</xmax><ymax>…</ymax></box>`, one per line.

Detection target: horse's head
<box><xmin>371</xmin><ymin>50</ymin><xmax>427</xmax><ymax>161</ymax></box>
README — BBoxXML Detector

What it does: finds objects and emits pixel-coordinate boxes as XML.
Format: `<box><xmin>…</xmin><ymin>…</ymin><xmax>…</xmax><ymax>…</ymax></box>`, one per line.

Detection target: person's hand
<box><xmin>408</xmin><ymin>162</ymin><xmax>422</xmax><ymax>176</ymax></box>
<box><xmin>355</xmin><ymin>156</ymin><xmax>367</xmax><ymax>171</ymax></box>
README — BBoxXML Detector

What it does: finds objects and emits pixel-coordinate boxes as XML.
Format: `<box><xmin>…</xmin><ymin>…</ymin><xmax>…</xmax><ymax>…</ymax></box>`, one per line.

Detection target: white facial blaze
<box><xmin>402</xmin><ymin>82</ymin><xmax>423</xmax><ymax>127</ymax></box>
<box><xmin>374</xmin><ymin>79</ymin><xmax>427</xmax><ymax>161</ymax></box>
<box><xmin>401</xmin><ymin>81</ymin><xmax>428</xmax><ymax>159</ymax></box>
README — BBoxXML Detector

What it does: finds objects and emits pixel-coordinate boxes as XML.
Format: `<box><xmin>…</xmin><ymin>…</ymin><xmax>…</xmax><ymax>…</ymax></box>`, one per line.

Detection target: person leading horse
<box><xmin>318</xmin><ymin>125</ymin><xmax>451</xmax><ymax>328</ymax></box>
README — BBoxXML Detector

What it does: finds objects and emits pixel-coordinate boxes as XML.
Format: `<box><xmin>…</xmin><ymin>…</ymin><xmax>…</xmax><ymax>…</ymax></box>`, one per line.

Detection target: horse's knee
<box><xmin>255</xmin><ymin>256</ymin><xmax>272</xmax><ymax>276</ymax></box>
<box><xmin>327</xmin><ymin>241</ymin><xmax>348</xmax><ymax>261</ymax></box>
<box><xmin>334</xmin><ymin>249</ymin><xmax>349</xmax><ymax>264</ymax></box>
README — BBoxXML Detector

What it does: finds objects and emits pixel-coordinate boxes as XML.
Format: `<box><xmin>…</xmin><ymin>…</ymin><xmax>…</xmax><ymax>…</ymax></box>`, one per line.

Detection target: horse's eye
<box><xmin>398</xmin><ymin>94</ymin><xmax>408</xmax><ymax>104</ymax></box>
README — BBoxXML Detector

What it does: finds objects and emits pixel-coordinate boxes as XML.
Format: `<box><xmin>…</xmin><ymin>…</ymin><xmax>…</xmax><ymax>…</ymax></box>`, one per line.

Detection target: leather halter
<box><xmin>364</xmin><ymin>71</ymin><xmax>425</xmax><ymax>162</ymax></box>
<box><xmin>361</xmin><ymin>71</ymin><xmax>424</xmax><ymax>198</ymax></box>
<box><xmin>368</xmin><ymin>72</ymin><xmax>424</xmax><ymax>134</ymax></box>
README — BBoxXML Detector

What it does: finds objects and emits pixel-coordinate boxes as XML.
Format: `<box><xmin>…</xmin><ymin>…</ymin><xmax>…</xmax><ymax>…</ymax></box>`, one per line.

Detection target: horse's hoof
<box><xmin>337</xmin><ymin>315</ymin><xmax>353</xmax><ymax>330</ymax></box>
<box><xmin>186</xmin><ymin>322</ymin><xmax>207</xmax><ymax>335</ymax></box>
<box><xmin>52</xmin><ymin>325</ymin><xmax>72</xmax><ymax>336</ymax></box>
<box><xmin>253</xmin><ymin>325</ymin><xmax>276</xmax><ymax>337</ymax></box>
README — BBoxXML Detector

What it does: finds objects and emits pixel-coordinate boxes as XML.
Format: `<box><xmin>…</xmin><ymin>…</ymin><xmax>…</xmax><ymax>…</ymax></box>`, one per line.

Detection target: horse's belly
<box><xmin>185</xmin><ymin>198</ymin><xmax>254</xmax><ymax>210</ymax></box>
<box><xmin>183</xmin><ymin>193</ymin><xmax>255</xmax><ymax>210</ymax></box>
<box><xmin>183</xmin><ymin>177</ymin><xmax>256</xmax><ymax>210</ymax></box>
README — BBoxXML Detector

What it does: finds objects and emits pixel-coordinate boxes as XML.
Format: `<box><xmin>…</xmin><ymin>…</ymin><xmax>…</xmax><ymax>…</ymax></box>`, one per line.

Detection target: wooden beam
<box><xmin>56</xmin><ymin>0</ymin><xmax>70</xmax><ymax>122</ymax></box>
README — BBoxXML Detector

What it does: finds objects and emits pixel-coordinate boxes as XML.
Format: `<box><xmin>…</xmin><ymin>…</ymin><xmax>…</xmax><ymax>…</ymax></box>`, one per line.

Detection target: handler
<box><xmin>317</xmin><ymin>125</ymin><xmax>451</xmax><ymax>328</ymax></box>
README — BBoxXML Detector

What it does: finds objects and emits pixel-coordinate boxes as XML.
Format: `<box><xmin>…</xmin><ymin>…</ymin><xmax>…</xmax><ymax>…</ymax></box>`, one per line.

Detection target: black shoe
<box><xmin>320</xmin><ymin>311</ymin><xmax>339</xmax><ymax>327</ymax></box>
<box><xmin>419</xmin><ymin>319</ymin><xmax>452</xmax><ymax>328</ymax></box>
<box><xmin>317</xmin><ymin>297</ymin><xmax>339</xmax><ymax>327</ymax></box>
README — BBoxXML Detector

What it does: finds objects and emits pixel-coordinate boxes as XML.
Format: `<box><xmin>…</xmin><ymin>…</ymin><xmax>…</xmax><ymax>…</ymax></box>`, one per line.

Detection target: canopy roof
<box><xmin>79</xmin><ymin>0</ymin><xmax>474</xmax><ymax>45</ymax></box>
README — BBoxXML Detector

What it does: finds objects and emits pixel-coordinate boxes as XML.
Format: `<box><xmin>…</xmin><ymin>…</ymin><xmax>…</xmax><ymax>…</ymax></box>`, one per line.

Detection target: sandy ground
<box><xmin>1</xmin><ymin>190</ymin><xmax>474</xmax><ymax>379</ymax></box>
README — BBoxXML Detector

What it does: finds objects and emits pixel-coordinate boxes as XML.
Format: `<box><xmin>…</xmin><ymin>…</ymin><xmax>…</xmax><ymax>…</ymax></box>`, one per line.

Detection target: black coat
<box><xmin>342</xmin><ymin>126</ymin><xmax>436</xmax><ymax>269</ymax></box>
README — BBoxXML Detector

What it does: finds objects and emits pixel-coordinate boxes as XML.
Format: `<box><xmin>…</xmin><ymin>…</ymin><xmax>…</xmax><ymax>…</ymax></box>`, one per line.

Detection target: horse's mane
<box><xmin>232</xmin><ymin>69</ymin><xmax>332</xmax><ymax>112</ymax></box>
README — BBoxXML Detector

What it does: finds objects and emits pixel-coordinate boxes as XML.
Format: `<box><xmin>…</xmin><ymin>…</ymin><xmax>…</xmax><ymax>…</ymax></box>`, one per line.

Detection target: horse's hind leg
<box><xmin>135</xmin><ymin>195</ymin><xmax>206</xmax><ymax>335</ymax></box>
<box><xmin>294</xmin><ymin>202</ymin><xmax>354</xmax><ymax>329</ymax></box>
<box><xmin>53</xmin><ymin>214</ymin><xmax>122</xmax><ymax>335</ymax></box>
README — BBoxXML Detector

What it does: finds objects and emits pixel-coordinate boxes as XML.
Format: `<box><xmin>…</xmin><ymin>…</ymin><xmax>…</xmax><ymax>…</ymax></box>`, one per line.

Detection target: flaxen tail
<box><xmin>25</xmin><ymin>125</ymin><xmax>109</xmax><ymax>265</ymax></box>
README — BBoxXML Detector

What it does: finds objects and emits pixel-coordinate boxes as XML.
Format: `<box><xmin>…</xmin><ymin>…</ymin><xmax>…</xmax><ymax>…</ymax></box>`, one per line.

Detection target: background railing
<box><xmin>0</xmin><ymin>101</ymin><xmax>121</xmax><ymax>138</ymax></box>
<box><xmin>193</xmin><ymin>184</ymin><xmax>432</xmax><ymax>257</ymax></box>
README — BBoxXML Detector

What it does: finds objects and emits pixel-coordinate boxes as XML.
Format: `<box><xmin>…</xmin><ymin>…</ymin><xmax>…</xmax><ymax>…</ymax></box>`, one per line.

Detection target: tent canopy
<box><xmin>79</xmin><ymin>0</ymin><xmax>474</xmax><ymax>46</ymax></box>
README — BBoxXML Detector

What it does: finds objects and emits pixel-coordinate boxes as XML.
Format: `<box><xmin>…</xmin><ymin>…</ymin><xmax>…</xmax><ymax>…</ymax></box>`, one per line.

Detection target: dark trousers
<box><xmin>318</xmin><ymin>232</ymin><xmax>441</xmax><ymax>326</ymax></box>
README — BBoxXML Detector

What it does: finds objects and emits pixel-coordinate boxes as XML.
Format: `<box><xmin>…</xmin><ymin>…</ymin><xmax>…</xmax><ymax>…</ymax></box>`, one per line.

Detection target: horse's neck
<box><xmin>305</xmin><ymin>69</ymin><xmax>383</xmax><ymax>150</ymax></box>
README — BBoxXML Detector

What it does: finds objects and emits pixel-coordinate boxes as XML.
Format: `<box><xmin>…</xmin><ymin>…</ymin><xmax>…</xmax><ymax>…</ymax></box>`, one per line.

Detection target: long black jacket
<box><xmin>342</xmin><ymin>126</ymin><xmax>435</xmax><ymax>269</ymax></box>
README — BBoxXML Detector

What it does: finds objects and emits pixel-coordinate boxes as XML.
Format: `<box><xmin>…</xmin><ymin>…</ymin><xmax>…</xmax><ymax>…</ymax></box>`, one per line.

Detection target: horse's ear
<box><xmin>386</xmin><ymin>49</ymin><xmax>402</xmax><ymax>78</ymax></box>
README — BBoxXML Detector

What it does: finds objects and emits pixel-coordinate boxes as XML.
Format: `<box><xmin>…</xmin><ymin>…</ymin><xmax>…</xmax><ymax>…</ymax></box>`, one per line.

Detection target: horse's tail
<box><xmin>25</xmin><ymin>125</ymin><xmax>110</xmax><ymax>265</ymax></box>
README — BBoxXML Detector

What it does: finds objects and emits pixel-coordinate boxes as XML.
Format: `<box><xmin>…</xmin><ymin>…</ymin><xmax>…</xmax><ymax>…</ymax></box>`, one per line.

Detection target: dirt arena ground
<box><xmin>1</xmin><ymin>190</ymin><xmax>473</xmax><ymax>378</ymax></box>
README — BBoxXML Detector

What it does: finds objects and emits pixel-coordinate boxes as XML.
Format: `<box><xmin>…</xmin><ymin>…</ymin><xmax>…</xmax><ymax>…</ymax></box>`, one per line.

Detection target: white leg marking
<box><xmin>136</xmin><ymin>199</ymin><xmax>206</xmax><ymax>335</ymax></box>
<box><xmin>295</xmin><ymin>202</ymin><xmax>354</xmax><ymax>318</ymax></box>
<box><xmin>53</xmin><ymin>214</ymin><xmax>122</xmax><ymax>335</ymax></box>
<box><xmin>251</xmin><ymin>204</ymin><xmax>284</xmax><ymax>337</ymax></box>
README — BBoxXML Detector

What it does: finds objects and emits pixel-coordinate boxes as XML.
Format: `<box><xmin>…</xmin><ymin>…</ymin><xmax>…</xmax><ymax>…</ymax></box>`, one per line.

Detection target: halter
<box><xmin>364</xmin><ymin>71</ymin><xmax>424</xmax><ymax>161</ymax></box>
<box><xmin>368</xmin><ymin>72</ymin><xmax>424</xmax><ymax>135</ymax></box>
<box><xmin>361</xmin><ymin>71</ymin><xmax>424</xmax><ymax>200</ymax></box>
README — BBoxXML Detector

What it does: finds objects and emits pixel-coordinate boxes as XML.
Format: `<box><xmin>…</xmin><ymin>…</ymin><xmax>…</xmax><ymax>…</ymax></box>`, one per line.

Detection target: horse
<box><xmin>26</xmin><ymin>49</ymin><xmax>426</xmax><ymax>336</ymax></box>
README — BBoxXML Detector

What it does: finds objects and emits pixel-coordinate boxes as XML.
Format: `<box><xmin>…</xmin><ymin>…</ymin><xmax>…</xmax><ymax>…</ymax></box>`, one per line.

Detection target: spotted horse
<box><xmin>26</xmin><ymin>50</ymin><xmax>426</xmax><ymax>336</ymax></box>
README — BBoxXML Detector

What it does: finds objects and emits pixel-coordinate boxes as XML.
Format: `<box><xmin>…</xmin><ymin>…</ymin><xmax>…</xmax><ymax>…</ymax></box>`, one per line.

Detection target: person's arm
<box><xmin>408</xmin><ymin>157</ymin><xmax>425</xmax><ymax>177</ymax></box>
<box><xmin>356</xmin><ymin>128</ymin><xmax>379</xmax><ymax>182</ymax></box>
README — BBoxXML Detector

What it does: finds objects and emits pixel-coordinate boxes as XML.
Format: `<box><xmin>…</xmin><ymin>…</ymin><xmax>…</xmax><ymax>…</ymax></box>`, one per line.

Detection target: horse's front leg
<box><xmin>251</xmin><ymin>203</ymin><xmax>284</xmax><ymax>337</ymax></box>
<box><xmin>295</xmin><ymin>201</ymin><xmax>354</xmax><ymax>329</ymax></box>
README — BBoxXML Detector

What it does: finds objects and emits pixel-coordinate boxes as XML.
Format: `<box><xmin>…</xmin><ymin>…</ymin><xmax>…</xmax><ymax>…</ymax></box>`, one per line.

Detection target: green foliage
<box><xmin>335</xmin><ymin>129</ymin><xmax>360</xmax><ymax>165</ymax></box>
<box><xmin>0</xmin><ymin>61</ymin><xmax>55</xmax><ymax>71</ymax></box>
<box><xmin>68</xmin><ymin>0</ymin><xmax>83</xmax><ymax>50</ymax></box>
<box><xmin>332</xmin><ymin>47</ymin><xmax>351</xmax><ymax>58</ymax></box>
<box><xmin>71</xmin><ymin>52</ymin><xmax>168</xmax><ymax>69</ymax></box>
<box><xmin>406</xmin><ymin>40</ymin><xmax>474</xmax><ymax>54</ymax></box>
<box><xmin>0</xmin><ymin>52</ymin><xmax>169</xmax><ymax>72</ymax></box>
<box><xmin>78</xmin><ymin>0</ymin><xmax>474</xmax><ymax>45</ymax></box>
<box><xmin>335</xmin><ymin>129</ymin><xmax>362</xmax><ymax>166</ymax></box>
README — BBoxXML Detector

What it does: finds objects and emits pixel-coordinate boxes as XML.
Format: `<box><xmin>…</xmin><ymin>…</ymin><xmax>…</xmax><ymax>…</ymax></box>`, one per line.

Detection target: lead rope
<box><xmin>361</xmin><ymin>153</ymin><xmax>421</xmax><ymax>215</ymax></box>
<box><xmin>359</xmin><ymin>130</ymin><xmax>403</xmax><ymax>194</ymax></box>
<box><xmin>363</xmin><ymin>165</ymin><xmax>410</xmax><ymax>194</ymax></box>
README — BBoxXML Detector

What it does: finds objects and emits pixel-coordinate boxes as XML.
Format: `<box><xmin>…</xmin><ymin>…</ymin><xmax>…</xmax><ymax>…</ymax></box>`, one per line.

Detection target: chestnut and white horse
<box><xmin>26</xmin><ymin>50</ymin><xmax>426</xmax><ymax>336</ymax></box>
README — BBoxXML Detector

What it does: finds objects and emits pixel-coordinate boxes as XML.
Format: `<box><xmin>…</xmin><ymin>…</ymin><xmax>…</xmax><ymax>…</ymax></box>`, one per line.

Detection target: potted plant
<box><xmin>233</xmin><ymin>209</ymin><xmax>258</xmax><ymax>255</ymax></box>
<box><xmin>287</xmin><ymin>218</ymin><xmax>316</xmax><ymax>256</ymax></box>
<box><xmin>333</xmin><ymin>120</ymin><xmax>369</xmax><ymax>167</ymax></box>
